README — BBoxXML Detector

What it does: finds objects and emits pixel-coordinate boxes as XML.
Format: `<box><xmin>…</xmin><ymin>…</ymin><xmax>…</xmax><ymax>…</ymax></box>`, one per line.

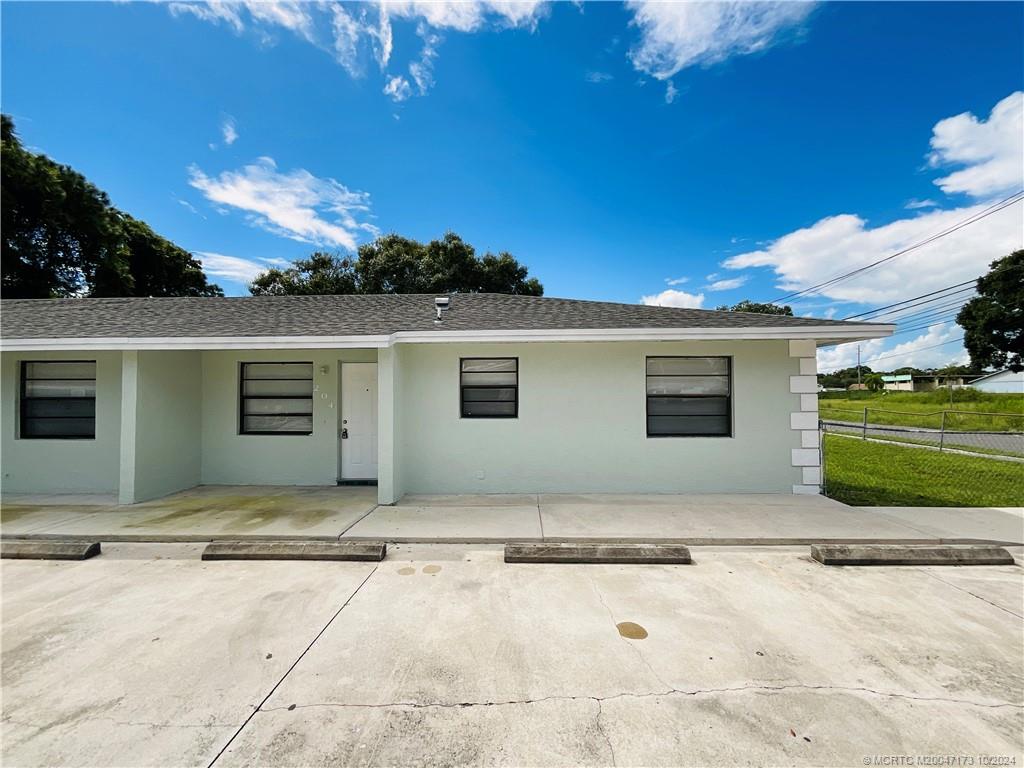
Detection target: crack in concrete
<box><xmin>915</xmin><ymin>568</ymin><xmax>1024</xmax><ymax>620</ymax></box>
<box><xmin>3</xmin><ymin>714</ymin><xmax>234</xmax><ymax>731</ymax></box>
<box><xmin>206</xmin><ymin>565</ymin><xmax>379</xmax><ymax>767</ymax></box>
<box><xmin>588</xmin><ymin>574</ymin><xmax>673</xmax><ymax>692</ymax></box>
<box><xmin>257</xmin><ymin>683</ymin><xmax>1023</xmax><ymax>714</ymax></box>
<box><xmin>536</xmin><ymin>494</ymin><xmax>545</xmax><ymax>540</ymax></box>
<box><xmin>594</xmin><ymin>699</ymin><xmax>617</xmax><ymax>767</ymax></box>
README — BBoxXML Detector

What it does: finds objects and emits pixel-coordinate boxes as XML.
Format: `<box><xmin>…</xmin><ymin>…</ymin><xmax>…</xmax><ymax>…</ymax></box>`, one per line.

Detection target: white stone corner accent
<box><xmin>789</xmin><ymin>343</ymin><xmax>821</xmax><ymax>495</ymax></box>
<box><xmin>789</xmin><ymin>340</ymin><xmax>816</xmax><ymax>358</ymax></box>
<box><xmin>790</xmin><ymin>411</ymin><xmax>818</xmax><ymax>431</ymax></box>
<box><xmin>789</xmin><ymin>375</ymin><xmax>817</xmax><ymax>394</ymax></box>
<box><xmin>802</xmin><ymin>466</ymin><xmax>822</xmax><ymax>485</ymax></box>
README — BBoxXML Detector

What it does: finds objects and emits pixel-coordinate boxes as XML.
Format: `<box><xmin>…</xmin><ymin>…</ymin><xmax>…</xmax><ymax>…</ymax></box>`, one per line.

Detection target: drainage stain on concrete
<box><xmin>397</xmin><ymin>567</ymin><xmax>416</xmax><ymax>576</ymax></box>
<box><xmin>124</xmin><ymin>495</ymin><xmax>337</xmax><ymax>532</ymax></box>
<box><xmin>422</xmin><ymin>565</ymin><xmax>442</xmax><ymax>575</ymax></box>
<box><xmin>616</xmin><ymin>621</ymin><xmax>648</xmax><ymax>640</ymax></box>
<box><xmin>0</xmin><ymin>506</ymin><xmax>42</xmax><ymax>523</ymax></box>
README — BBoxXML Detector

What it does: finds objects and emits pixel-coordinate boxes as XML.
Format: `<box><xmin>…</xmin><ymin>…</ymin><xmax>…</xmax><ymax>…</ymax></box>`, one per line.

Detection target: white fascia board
<box><xmin>0</xmin><ymin>335</ymin><xmax>391</xmax><ymax>351</ymax></box>
<box><xmin>389</xmin><ymin>325</ymin><xmax>895</xmax><ymax>344</ymax></box>
<box><xmin>0</xmin><ymin>324</ymin><xmax>894</xmax><ymax>352</ymax></box>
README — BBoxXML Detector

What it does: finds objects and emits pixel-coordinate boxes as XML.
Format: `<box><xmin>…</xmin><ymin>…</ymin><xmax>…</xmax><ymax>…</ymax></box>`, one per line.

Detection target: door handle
<box><xmin>341</xmin><ymin>428</ymin><xmax>349</xmax><ymax>439</ymax></box>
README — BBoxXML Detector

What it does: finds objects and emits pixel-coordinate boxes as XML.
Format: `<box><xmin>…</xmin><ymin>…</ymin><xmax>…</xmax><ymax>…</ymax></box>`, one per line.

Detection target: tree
<box><xmin>956</xmin><ymin>251</ymin><xmax>1023</xmax><ymax>372</ymax></box>
<box><xmin>715</xmin><ymin>299</ymin><xmax>793</xmax><ymax>315</ymax></box>
<box><xmin>1</xmin><ymin>114</ymin><xmax>221</xmax><ymax>298</ymax></box>
<box><xmin>250</xmin><ymin>232</ymin><xmax>543</xmax><ymax>296</ymax></box>
<box><xmin>250</xmin><ymin>252</ymin><xmax>358</xmax><ymax>296</ymax></box>
<box><xmin>863</xmin><ymin>373</ymin><xmax>885</xmax><ymax>391</ymax></box>
<box><xmin>818</xmin><ymin>365</ymin><xmax>873</xmax><ymax>389</ymax></box>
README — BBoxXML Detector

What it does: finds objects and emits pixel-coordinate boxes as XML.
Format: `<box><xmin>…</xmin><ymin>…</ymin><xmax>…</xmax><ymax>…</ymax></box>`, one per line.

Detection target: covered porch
<box><xmin>1</xmin><ymin>347</ymin><xmax>398</xmax><ymax>505</ymax></box>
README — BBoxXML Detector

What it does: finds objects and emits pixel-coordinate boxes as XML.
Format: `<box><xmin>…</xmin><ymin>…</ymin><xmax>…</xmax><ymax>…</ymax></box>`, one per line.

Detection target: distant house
<box><xmin>880</xmin><ymin>373</ymin><xmax>979</xmax><ymax>392</ymax></box>
<box><xmin>968</xmin><ymin>369</ymin><xmax>1024</xmax><ymax>394</ymax></box>
<box><xmin>881</xmin><ymin>374</ymin><xmax>914</xmax><ymax>391</ymax></box>
<box><xmin>0</xmin><ymin>294</ymin><xmax>892</xmax><ymax>503</ymax></box>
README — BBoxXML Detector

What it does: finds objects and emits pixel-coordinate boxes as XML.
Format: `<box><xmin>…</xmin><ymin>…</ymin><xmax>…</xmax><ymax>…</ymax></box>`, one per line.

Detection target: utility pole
<box><xmin>857</xmin><ymin>345</ymin><xmax>862</xmax><ymax>389</ymax></box>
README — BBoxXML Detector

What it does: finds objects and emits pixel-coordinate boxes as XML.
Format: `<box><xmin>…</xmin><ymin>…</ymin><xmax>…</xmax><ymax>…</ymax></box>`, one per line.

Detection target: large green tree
<box><xmin>1</xmin><ymin>115</ymin><xmax>221</xmax><ymax>298</ymax></box>
<box><xmin>250</xmin><ymin>232</ymin><xmax>543</xmax><ymax>296</ymax></box>
<box><xmin>715</xmin><ymin>299</ymin><xmax>794</xmax><ymax>315</ymax></box>
<box><xmin>956</xmin><ymin>251</ymin><xmax>1023</xmax><ymax>372</ymax></box>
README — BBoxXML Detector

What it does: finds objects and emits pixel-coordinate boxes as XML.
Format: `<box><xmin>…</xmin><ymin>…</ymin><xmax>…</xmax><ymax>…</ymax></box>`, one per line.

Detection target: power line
<box><xmin>863</xmin><ymin>286</ymin><xmax>977</xmax><ymax>321</ymax></box>
<box><xmin>841</xmin><ymin>262</ymin><xmax>1024</xmax><ymax>322</ymax></box>
<box><xmin>860</xmin><ymin>337</ymin><xmax>965</xmax><ymax>366</ymax></box>
<box><xmin>889</xmin><ymin>295</ymin><xmax>977</xmax><ymax>326</ymax></box>
<box><xmin>770</xmin><ymin>191</ymin><xmax>1024</xmax><ymax>303</ymax></box>
<box><xmin>842</xmin><ymin>280</ymin><xmax>975</xmax><ymax>320</ymax></box>
<box><xmin>891</xmin><ymin>316</ymin><xmax>962</xmax><ymax>338</ymax></box>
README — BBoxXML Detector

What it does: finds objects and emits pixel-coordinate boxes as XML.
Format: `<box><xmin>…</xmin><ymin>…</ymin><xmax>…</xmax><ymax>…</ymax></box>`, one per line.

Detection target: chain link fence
<box><xmin>820</xmin><ymin>409</ymin><xmax>1024</xmax><ymax>507</ymax></box>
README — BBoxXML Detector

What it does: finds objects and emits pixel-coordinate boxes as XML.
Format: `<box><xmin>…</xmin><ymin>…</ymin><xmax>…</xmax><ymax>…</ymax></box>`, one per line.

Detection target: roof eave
<box><xmin>0</xmin><ymin>324</ymin><xmax>895</xmax><ymax>352</ymax></box>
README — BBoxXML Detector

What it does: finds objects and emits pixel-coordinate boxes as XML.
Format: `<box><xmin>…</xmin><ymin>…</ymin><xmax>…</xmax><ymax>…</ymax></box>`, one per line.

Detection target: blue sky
<box><xmin>2</xmin><ymin>1</ymin><xmax>1022</xmax><ymax>370</ymax></box>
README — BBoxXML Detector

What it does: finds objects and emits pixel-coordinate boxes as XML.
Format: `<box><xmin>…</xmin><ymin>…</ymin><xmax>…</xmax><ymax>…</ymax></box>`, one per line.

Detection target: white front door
<box><xmin>340</xmin><ymin>362</ymin><xmax>379</xmax><ymax>480</ymax></box>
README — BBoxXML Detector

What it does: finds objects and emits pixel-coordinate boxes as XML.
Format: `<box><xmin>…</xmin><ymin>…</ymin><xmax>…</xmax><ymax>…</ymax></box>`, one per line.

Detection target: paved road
<box><xmin>825</xmin><ymin>419</ymin><xmax>1024</xmax><ymax>456</ymax></box>
<box><xmin>2</xmin><ymin>543</ymin><xmax>1021</xmax><ymax>766</ymax></box>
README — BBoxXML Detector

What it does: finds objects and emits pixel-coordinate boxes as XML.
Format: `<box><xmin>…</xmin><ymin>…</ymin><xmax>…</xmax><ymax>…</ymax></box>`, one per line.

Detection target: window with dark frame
<box><xmin>646</xmin><ymin>356</ymin><xmax>732</xmax><ymax>437</ymax></box>
<box><xmin>20</xmin><ymin>361</ymin><xmax>97</xmax><ymax>439</ymax></box>
<box><xmin>460</xmin><ymin>358</ymin><xmax>518</xmax><ymax>418</ymax></box>
<box><xmin>240</xmin><ymin>362</ymin><xmax>314</xmax><ymax>435</ymax></box>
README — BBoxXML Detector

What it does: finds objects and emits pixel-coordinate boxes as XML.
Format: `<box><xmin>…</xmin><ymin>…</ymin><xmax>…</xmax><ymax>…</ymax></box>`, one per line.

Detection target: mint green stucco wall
<box><xmin>120</xmin><ymin>350</ymin><xmax>203</xmax><ymax>503</ymax></box>
<box><xmin>392</xmin><ymin>340</ymin><xmax>801</xmax><ymax>495</ymax></box>
<box><xmin>1</xmin><ymin>351</ymin><xmax>122</xmax><ymax>494</ymax></box>
<box><xmin>199</xmin><ymin>348</ymin><xmax>377</xmax><ymax>486</ymax></box>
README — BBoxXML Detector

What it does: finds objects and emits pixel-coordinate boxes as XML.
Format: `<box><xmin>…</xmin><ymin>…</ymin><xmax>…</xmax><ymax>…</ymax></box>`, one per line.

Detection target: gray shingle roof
<box><xmin>1</xmin><ymin>294</ymin><xmax>880</xmax><ymax>339</ymax></box>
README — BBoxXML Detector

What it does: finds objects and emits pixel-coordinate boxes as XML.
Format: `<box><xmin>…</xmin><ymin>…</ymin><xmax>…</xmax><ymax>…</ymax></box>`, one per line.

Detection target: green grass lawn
<box><xmin>819</xmin><ymin>391</ymin><xmax>1024</xmax><ymax>431</ymax></box>
<box><xmin>823</xmin><ymin>434</ymin><xmax>1024</xmax><ymax>507</ymax></box>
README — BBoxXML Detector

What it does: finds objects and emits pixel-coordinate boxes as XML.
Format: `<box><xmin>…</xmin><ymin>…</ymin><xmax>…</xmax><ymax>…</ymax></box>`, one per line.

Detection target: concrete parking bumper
<box><xmin>201</xmin><ymin>540</ymin><xmax>386</xmax><ymax>562</ymax></box>
<box><xmin>0</xmin><ymin>540</ymin><xmax>101</xmax><ymax>560</ymax></box>
<box><xmin>505</xmin><ymin>541</ymin><xmax>692</xmax><ymax>564</ymax></box>
<box><xmin>811</xmin><ymin>543</ymin><xmax>1015</xmax><ymax>566</ymax></box>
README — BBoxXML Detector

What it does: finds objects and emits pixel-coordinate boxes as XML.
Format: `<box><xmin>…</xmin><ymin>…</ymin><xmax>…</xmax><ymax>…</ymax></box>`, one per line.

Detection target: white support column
<box><xmin>376</xmin><ymin>347</ymin><xmax>398</xmax><ymax>504</ymax></box>
<box><xmin>118</xmin><ymin>350</ymin><xmax>139</xmax><ymax>505</ymax></box>
<box><xmin>788</xmin><ymin>340</ymin><xmax>821</xmax><ymax>494</ymax></box>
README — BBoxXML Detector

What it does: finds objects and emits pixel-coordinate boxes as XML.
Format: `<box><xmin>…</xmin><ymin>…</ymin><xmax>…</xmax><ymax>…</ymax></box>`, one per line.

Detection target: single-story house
<box><xmin>0</xmin><ymin>294</ymin><xmax>893</xmax><ymax>505</ymax></box>
<box><xmin>881</xmin><ymin>374</ymin><xmax>914</xmax><ymax>391</ymax></box>
<box><xmin>881</xmin><ymin>373</ymin><xmax>981</xmax><ymax>392</ymax></box>
<box><xmin>968</xmin><ymin>369</ymin><xmax>1024</xmax><ymax>394</ymax></box>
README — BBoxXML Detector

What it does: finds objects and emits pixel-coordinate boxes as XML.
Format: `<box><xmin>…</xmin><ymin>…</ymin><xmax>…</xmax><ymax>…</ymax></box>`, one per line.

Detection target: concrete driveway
<box><xmin>2</xmin><ymin>544</ymin><xmax>1021</xmax><ymax>766</ymax></box>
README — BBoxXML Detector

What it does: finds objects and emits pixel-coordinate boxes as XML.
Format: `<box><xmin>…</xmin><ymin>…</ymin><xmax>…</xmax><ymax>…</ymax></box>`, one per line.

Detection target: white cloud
<box><xmin>330</xmin><ymin>4</ymin><xmax>365</xmax><ymax>75</ymax></box>
<box><xmin>188</xmin><ymin>157</ymin><xmax>376</xmax><ymax>250</ymax></box>
<box><xmin>384</xmin><ymin>1</ymin><xmax>547</xmax><ymax>32</ymax></box>
<box><xmin>722</xmin><ymin>93</ymin><xmax>1023</xmax><ymax>305</ymax></box>
<box><xmin>626</xmin><ymin>1</ymin><xmax>814</xmax><ymax>80</ymax></box>
<box><xmin>904</xmin><ymin>198</ymin><xmax>937</xmax><ymax>210</ymax></box>
<box><xmin>168</xmin><ymin>1</ymin><xmax>244</xmax><ymax>32</ymax></box>
<box><xmin>383</xmin><ymin>75</ymin><xmax>412</xmax><ymax>102</ymax></box>
<box><xmin>664</xmin><ymin>276</ymin><xmax>689</xmax><ymax>286</ymax></box>
<box><xmin>929</xmin><ymin>91</ymin><xmax>1023</xmax><ymax>199</ymax></box>
<box><xmin>221</xmin><ymin>116</ymin><xmax>238</xmax><ymax>146</ymax></box>
<box><xmin>585</xmin><ymin>71</ymin><xmax>613</xmax><ymax>83</ymax></box>
<box><xmin>169</xmin><ymin>1</ymin><xmax>547</xmax><ymax>100</ymax></box>
<box><xmin>664</xmin><ymin>80</ymin><xmax>678</xmax><ymax>104</ymax></box>
<box><xmin>818</xmin><ymin>322</ymin><xmax>968</xmax><ymax>373</ymax></box>
<box><xmin>705</xmin><ymin>275</ymin><xmax>748</xmax><ymax>292</ymax></box>
<box><xmin>640</xmin><ymin>288</ymin><xmax>705</xmax><ymax>309</ymax></box>
<box><xmin>724</xmin><ymin>202</ymin><xmax>1022</xmax><ymax>305</ymax></box>
<box><xmin>195</xmin><ymin>252</ymin><xmax>286</xmax><ymax>284</ymax></box>
<box><xmin>408</xmin><ymin>24</ymin><xmax>441</xmax><ymax>94</ymax></box>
